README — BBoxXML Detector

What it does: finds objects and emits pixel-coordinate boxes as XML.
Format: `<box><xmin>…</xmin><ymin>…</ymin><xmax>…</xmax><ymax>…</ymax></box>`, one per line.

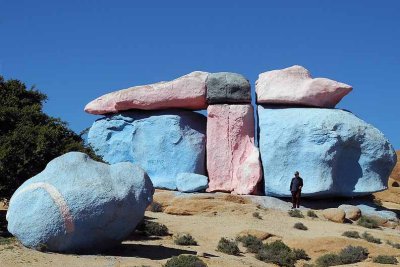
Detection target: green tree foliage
<box><xmin>0</xmin><ymin>76</ymin><xmax>101</xmax><ymax>200</ymax></box>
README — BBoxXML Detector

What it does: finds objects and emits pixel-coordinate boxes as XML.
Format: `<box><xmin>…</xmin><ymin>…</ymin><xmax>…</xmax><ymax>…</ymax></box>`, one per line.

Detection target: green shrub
<box><xmin>252</xmin><ymin>212</ymin><xmax>262</xmax><ymax>219</ymax></box>
<box><xmin>338</xmin><ymin>245</ymin><xmax>368</xmax><ymax>264</ymax></box>
<box><xmin>357</xmin><ymin>216</ymin><xmax>379</xmax><ymax>229</ymax></box>
<box><xmin>315</xmin><ymin>253</ymin><xmax>343</xmax><ymax>267</ymax></box>
<box><xmin>164</xmin><ymin>255</ymin><xmax>207</xmax><ymax>267</ymax></box>
<box><xmin>293</xmin><ymin>222</ymin><xmax>308</xmax><ymax>230</ymax></box>
<box><xmin>361</xmin><ymin>232</ymin><xmax>381</xmax><ymax>244</ymax></box>
<box><xmin>314</xmin><ymin>245</ymin><xmax>368</xmax><ymax>266</ymax></box>
<box><xmin>373</xmin><ymin>255</ymin><xmax>398</xmax><ymax>264</ymax></box>
<box><xmin>137</xmin><ymin>221</ymin><xmax>169</xmax><ymax>236</ymax></box>
<box><xmin>148</xmin><ymin>201</ymin><xmax>163</xmax><ymax>212</ymax></box>
<box><xmin>288</xmin><ymin>209</ymin><xmax>304</xmax><ymax>218</ymax></box>
<box><xmin>293</xmin><ymin>248</ymin><xmax>310</xmax><ymax>260</ymax></box>
<box><xmin>174</xmin><ymin>233</ymin><xmax>197</xmax><ymax>246</ymax></box>
<box><xmin>236</xmin><ymin>234</ymin><xmax>262</xmax><ymax>253</ymax></box>
<box><xmin>342</xmin><ymin>231</ymin><xmax>360</xmax><ymax>239</ymax></box>
<box><xmin>217</xmin><ymin>238</ymin><xmax>240</xmax><ymax>255</ymax></box>
<box><xmin>255</xmin><ymin>240</ymin><xmax>309</xmax><ymax>267</ymax></box>
<box><xmin>307</xmin><ymin>210</ymin><xmax>318</xmax><ymax>218</ymax></box>
<box><xmin>387</xmin><ymin>240</ymin><xmax>400</xmax><ymax>249</ymax></box>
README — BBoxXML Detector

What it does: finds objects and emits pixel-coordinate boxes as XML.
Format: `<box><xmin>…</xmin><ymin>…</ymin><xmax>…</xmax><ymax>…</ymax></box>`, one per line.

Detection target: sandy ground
<box><xmin>0</xmin><ymin>189</ymin><xmax>399</xmax><ymax>267</ymax></box>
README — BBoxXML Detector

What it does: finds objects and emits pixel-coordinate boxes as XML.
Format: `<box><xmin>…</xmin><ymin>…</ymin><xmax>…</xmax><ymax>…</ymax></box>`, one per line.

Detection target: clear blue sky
<box><xmin>1</xmin><ymin>1</ymin><xmax>399</xmax><ymax>149</ymax></box>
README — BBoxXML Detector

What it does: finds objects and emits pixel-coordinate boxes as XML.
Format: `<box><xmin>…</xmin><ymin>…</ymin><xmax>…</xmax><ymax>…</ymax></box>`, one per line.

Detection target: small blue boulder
<box><xmin>176</xmin><ymin>173</ymin><xmax>209</xmax><ymax>193</ymax></box>
<box><xmin>6</xmin><ymin>152</ymin><xmax>154</xmax><ymax>253</ymax></box>
<box><xmin>88</xmin><ymin>110</ymin><xmax>207</xmax><ymax>190</ymax></box>
<box><xmin>258</xmin><ymin>106</ymin><xmax>397</xmax><ymax>197</ymax></box>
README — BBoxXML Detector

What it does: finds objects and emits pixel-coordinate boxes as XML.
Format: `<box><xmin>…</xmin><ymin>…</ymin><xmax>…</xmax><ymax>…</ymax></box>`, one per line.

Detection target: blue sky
<box><xmin>1</xmin><ymin>1</ymin><xmax>399</xmax><ymax>149</ymax></box>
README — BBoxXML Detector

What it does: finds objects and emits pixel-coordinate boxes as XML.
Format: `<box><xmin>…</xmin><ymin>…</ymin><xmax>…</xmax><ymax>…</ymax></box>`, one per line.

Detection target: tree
<box><xmin>0</xmin><ymin>76</ymin><xmax>101</xmax><ymax>200</ymax></box>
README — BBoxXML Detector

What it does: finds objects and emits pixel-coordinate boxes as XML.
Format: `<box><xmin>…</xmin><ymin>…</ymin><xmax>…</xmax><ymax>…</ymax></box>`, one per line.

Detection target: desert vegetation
<box><xmin>288</xmin><ymin>209</ymin><xmax>304</xmax><ymax>218</ymax></box>
<box><xmin>164</xmin><ymin>255</ymin><xmax>207</xmax><ymax>267</ymax></box>
<box><xmin>217</xmin><ymin>238</ymin><xmax>240</xmax><ymax>255</ymax></box>
<box><xmin>174</xmin><ymin>233</ymin><xmax>198</xmax><ymax>246</ymax></box>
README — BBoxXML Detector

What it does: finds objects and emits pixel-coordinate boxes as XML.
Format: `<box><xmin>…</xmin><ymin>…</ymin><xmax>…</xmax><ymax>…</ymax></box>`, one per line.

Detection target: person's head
<box><xmin>294</xmin><ymin>171</ymin><xmax>299</xmax><ymax>177</ymax></box>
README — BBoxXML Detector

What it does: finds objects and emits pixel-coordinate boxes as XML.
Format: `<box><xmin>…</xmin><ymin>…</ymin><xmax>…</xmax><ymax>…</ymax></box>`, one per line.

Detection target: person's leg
<box><xmin>296</xmin><ymin>190</ymin><xmax>301</xmax><ymax>208</ymax></box>
<box><xmin>291</xmin><ymin>191</ymin><xmax>296</xmax><ymax>208</ymax></box>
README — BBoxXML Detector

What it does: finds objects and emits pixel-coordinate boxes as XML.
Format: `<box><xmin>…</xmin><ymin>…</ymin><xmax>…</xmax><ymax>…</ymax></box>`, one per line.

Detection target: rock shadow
<box><xmin>103</xmin><ymin>243</ymin><xmax>197</xmax><ymax>260</ymax></box>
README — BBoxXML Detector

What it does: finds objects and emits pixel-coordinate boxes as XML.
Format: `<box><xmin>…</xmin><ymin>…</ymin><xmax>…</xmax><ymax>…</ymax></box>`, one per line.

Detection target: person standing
<box><xmin>290</xmin><ymin>171</ymin><xmax>303</xmax><ymax>209</ymax></box>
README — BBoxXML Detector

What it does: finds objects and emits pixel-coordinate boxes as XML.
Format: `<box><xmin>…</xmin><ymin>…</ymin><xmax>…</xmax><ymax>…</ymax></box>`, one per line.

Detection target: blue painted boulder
<box><xmin>258</xmin><ymin>106</ymin><xmax>397</xmax><ymax>197</ymax></box>
<box><xmin>176</xmin><ymin>173</ymin><xmax>208</xmax><ymax>193</ymax></box>
<box><xmin>6</xmin><ymin>152</ymin><xmax>154</xmax><ymax>253</ymax></box>
<box><xmin>88</xmin><ymin>110</ymin><xmax>207</xmax><ymax>190</ymax></box>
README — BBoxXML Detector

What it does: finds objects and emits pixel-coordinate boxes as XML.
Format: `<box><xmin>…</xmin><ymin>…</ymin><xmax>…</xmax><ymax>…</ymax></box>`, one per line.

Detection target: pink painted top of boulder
<box><xmin>206</xmin><ymin>104</ymin><xmax>262</xmax><ymax>195</ymax></box>
<box><xmin>85</xmin><ymin>71</ymin><xmax>209</xmax><ymax>114</ymax></box>
<box><xmin>256</xmin><ymin>65</ymin><xmax>352</xmax><ymax>108</ymax></box>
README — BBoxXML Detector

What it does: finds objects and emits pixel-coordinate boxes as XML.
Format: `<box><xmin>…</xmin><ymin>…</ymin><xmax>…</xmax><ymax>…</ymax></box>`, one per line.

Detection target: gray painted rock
<box><xmin>88</xmin><ymin>110</ymin><xmax>206</xmax><ymax>190</ymax></box>
<box><xmin>206</xmin><ymin>72</ymin><xmax>251</xmax><ymax>104</ymax></box>
<box><xmin>176</xmin><ymin>173</ymin><xmax>208</xmax><ymax>193</ymax></box>
<box><xmin>6</xmin><ymin>152</ymin><xmax>154</xmax><ymax>253</ymax></box>
<box><xmin>357</xmin><ymin>204</ymin><xmax>398</xmax><ymax>222</ymax></box>
<box><xmin>258</xmin><ymin>106</ymin><xmax>397</xmax><ymax>198</ymax></box>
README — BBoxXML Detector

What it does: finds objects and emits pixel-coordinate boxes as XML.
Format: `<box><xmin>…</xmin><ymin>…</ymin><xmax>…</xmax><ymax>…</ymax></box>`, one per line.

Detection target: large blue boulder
<box><xmin>88</xmin><ymin>110</ymin><xmax>207</xmax><ymax>190</ymax></box>
<box><xmin>6</xmin><ymin>152</ymin><xmax>154</xmax><ymax>253</ymax></box>
<box><xmin>257</xmin><ymin>106</ymin><xmax>397</xmax><ymax>197</ymax></box>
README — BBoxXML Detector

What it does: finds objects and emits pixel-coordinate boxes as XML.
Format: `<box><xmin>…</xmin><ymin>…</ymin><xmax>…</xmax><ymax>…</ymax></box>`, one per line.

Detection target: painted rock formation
<box><xmin>6</xmin><ymin>152</ymin><xmax>154</xmax><ymax>253</ymax></box>
<box><xmin>258</xmin><ymin>106</ymin><xmax>397</xmax><ymax>197</ymax></box>
<box><xmin>256</xmin><ymin>65</ymin><xmax>352</xmax><ymax>108</ymax></box>
<box><xmin>390</xmin><ymin>150</ymin><xmax>400</xmax><ymax>181</ymax></box>
<box><xmin>207</xmin><ymin>104</ymin><xmax>262</xmax><ymax>194</ymax></box>
<box><xmin>206</xmin><ymin>72</ymin><xmax>251</xmax><ymax>104</ymax></box>
<box><xmin>176</xmin><ymin>173</ymin><xmax>208</xmax><ymax>193</ymax></box>
<box><xmin>85</xmin><ymin>71</ymin><xmax>208</xmax><ymax>114</ymax></box>
<box><xmin>88</xmin><ymin>110</ymin><xmax>206</xmax><ymax>190</ymax></box>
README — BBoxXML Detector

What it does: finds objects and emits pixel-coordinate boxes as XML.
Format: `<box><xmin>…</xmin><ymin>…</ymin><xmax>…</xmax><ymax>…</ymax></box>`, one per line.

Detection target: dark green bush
<box><xmin>293</xmin><ymin>222</ymin><xmax>308</xmax><ymax>230</ymax></box>
<box><xmin>174</xmin><ymin>233</ymin><xmax>197</xmax><ymax>246</ymax></box>
<box><xmin>387</xmin><ymin>240</ymin><xmax>400</xmax><ymax>249</ymax></box>
<box><xmin>288</xmin><ymin>209</ymin><xmax>304</xmax><ymax>218</ymax></box>
<box><xmin>148</xmin><ymin>201</ymin><xmax>163</xmax><ymax>212</ymax></box>
<box><xmin>315</xmin><ymin>253</ymin><xmax>343</xmax><ymax>267</ymax></box>
<box><xmin>255</xmin><ymin>240</ymin><xmax>309</xmax><ymax>267</ymax></box>
<box><xmin>342</xmin><ymin>231</ymin><xmax>360</xmax><ymax>239</ymax></box>
<box><xmin>357</xmin><ymin>216</ymin><xmax>379</xmax><ymax>229</ymax></box>
<box><xmin>137</xmin><ymin>221</ymin><xmax>169</xmax><ymax>236</ymax></box>
<box><xmin>217</xmin><ymin>238</ymin><xmax>240</xmax><ymax>255</ymax></box>
<box><xmin>373</xmin><ymin>255</ymin><xmax>398</xmax><ymax>264</ymax></box>
<box><xmin>338</xmin><ymin>245</ymin><xmax>368</xmax><ymax>264</ymax></box>
<box><xmin>307</xmin><ymin>210</ymin><xmax>318</xmax><ymax>218</ymax></box>
<box><xmin>164</xmin><ymin>255</ymin><xmax>207</xmax><ymax>267</ymax></box>
<box><xmin>252</xmin><ymin>211</ymin><xmax>262</xmax><ymax>219</ymax></box>
<box><xmin>236</xmin><ymin>234</ymin><xmax>262</xmax><ymax>253</ymax></box>
<box><xmin>293</xmin><ymin>248</ymin><xmax>310</xmax><ymax>260</ymax></box>
<box><xmin>361</xmin><ymin>232</ymin><xmax>381</xmax><ymax>244</ymax></box>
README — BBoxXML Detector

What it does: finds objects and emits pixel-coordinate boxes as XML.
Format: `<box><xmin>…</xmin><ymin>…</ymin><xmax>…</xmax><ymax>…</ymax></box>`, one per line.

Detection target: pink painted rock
<box><xmin>85</xmin><ymin>71</ymin><xmax>209</xmax><ymax>114</ymax></box>
<box><xmin>206</xmin><ymin>104</ymin><xmax>262</xmax><ymax>195</ymax></box>
<box><xmin>256</xmin><ymin>65</ymin><xmax>352</xmax><ymax>108</ymax></box>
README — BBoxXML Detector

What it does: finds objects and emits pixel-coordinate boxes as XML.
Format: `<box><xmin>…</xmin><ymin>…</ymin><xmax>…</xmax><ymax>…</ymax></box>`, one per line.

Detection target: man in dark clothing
<box><xmin>290</xmin><ymin>171</ymin><xmax>303</xmax><ymax>209</ymax></box>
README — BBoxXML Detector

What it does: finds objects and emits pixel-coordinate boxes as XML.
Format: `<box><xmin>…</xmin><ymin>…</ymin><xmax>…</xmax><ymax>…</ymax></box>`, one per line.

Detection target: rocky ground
<box><xmin>1</xmin><ymin>185</ymin><xmax>400</xmax><ymax>267</ymax></box>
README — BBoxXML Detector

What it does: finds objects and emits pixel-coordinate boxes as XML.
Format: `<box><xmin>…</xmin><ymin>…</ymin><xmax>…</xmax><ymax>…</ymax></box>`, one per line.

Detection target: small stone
<box><xmin>338</xmin><ymin>205</ymin><xmax>362</xmax><ymax>221</ymax></box>
<box><xmin>322</xmin><ymin>208</ymin><xmax>346</xmax><ymax>223</ymax></box>
<box><xmin>176</xmin><ymin>173</ymin><xmax>208</xmax><ymax>193</ymax></box>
